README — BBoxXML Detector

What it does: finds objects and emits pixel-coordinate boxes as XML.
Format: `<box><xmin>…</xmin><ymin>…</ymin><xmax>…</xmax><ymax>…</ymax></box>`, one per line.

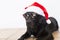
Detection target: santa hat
<box><xmin>24</xmin><ymin>2</ymin><xmax>51</xmax><ymax>24</ymax></box>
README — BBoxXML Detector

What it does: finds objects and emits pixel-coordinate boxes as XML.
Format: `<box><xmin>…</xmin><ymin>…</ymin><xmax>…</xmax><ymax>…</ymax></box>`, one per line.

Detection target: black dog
<box><xmin>18</xmin><ymin>12</ymin><xmax>58</xmax><ymax>40</ymax></box>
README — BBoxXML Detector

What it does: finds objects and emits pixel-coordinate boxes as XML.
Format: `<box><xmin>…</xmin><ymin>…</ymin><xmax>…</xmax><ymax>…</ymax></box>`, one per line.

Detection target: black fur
<box><xmin>18</xmin><ymin>12</ymin><xmax>58</xmax><ymax>40</ymax></box>
<box><xmin>46</xmin><ymin>17</ymin><xmax>58</xmax><ymax>33</ymax></box>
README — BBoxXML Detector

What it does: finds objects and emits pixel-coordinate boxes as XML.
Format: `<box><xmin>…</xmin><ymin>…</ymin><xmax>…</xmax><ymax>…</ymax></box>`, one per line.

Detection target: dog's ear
<box><xmin>39</xmin><ymin>17</ymin><xmax>47</xmax><ymax>25</ymax></box>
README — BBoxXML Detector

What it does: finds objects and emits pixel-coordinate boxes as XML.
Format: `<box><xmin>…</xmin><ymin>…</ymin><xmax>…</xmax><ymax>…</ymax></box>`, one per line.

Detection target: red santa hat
<box><xmin>24</xmin><ymin>2</ymin><xmax>51</xmax><ymax>24</ymax></box>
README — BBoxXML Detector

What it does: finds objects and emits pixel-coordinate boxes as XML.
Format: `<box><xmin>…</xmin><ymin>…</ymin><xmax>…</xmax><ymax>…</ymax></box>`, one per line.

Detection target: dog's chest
<box><xmin>30</xmin><ymin>27</ymin><xmax>38</xmax><ymax>34</ymax></box>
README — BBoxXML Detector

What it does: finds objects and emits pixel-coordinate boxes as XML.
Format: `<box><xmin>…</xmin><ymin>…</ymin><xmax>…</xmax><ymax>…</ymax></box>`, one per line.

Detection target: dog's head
<box><xmin>23</xmin><ymin>12</ymin><xmax>39</xmax><ymax>22</ymax></box>
<box><xmin>23</xmin><ymin>12</ymin><xmax>47</xmax><ymax>28</ymax></box>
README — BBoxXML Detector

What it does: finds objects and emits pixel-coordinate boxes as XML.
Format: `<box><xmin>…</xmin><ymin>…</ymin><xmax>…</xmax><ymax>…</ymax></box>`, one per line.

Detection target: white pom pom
<box><xmin>46</xmin><ymin>19</ymin><xmax>51</xmax><ymax>24</ymax></box>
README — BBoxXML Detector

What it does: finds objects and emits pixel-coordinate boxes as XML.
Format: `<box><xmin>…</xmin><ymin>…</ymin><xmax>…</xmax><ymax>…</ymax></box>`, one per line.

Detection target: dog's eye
<box><xmin>33</xmin><ymin>14</ymin><xmax>36</xmax><ymax>16</ymax></box>
<box><xmin>27</xmin><ymin>14</ymin><xmax>29</xmax><ymax>17</ymax></box>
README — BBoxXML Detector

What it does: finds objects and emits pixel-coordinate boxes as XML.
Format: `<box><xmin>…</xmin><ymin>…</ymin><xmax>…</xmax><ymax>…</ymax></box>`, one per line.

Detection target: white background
<box><xmin>0</xmin><ymin>0</ymin><xmax>60</xmax><ymax>29</ymax></box>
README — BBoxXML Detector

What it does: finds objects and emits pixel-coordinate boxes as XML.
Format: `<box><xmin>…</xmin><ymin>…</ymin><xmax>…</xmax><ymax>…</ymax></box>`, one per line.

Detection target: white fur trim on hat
<box><xmin>24</xmin><ymin>6</ymin><xmax>45</xmax><ymax>16</ymax></box>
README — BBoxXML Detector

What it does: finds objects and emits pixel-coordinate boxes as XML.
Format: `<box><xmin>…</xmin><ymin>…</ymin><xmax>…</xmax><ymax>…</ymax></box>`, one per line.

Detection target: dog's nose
<box><xmin>23</xmin><ymin>14</ymin><xmax>25</xmax><ymax>17</ymax></box>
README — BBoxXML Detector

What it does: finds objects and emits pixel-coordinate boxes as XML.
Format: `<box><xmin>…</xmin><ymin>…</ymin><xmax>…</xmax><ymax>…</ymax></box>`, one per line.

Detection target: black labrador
<box><xmin>18</xmin><ymin>12</ymin><xmax>58</xmax><ymax>40</ymax></box>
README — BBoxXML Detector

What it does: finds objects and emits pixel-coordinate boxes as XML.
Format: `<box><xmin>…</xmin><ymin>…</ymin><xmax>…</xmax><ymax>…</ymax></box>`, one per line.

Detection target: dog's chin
<box><xmin>26</xmin><ymin>21</ymin><xmax>34</xmax><ymax>28</ymax></box>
